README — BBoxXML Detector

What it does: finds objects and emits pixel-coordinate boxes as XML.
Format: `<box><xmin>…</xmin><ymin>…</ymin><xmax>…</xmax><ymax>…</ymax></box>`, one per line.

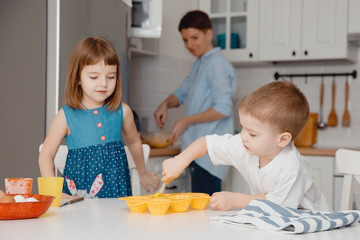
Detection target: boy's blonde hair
<box><xmin>239</xmin><ymin>80</ymin><xmax>309</xmax><ymax>140</ymax></box>
<box><xmin>64</xmin><ymin>37</ymin><xmax>122</xmax><ymax>111</ymax></box>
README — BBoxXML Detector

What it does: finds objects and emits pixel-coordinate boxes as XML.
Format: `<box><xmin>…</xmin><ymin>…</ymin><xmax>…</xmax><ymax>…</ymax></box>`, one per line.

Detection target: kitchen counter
<box><xmin>2</xmin><ymin>199</ymin><xmax>359</xmax><ymax>239</ymax></box>
<box><xmin>297</xmin><ymin>147</ymin><xmax>338</xmax><ymax>156</ymax></box>
<box><xmin>150</xmin><ymin>146</ymin><xmax>338</xmax><ymax>157</ymax></box>
<box><xmin>149</xmin><ymin>146</ymin><xmax>181</xmax><ymax>157</ymax></box>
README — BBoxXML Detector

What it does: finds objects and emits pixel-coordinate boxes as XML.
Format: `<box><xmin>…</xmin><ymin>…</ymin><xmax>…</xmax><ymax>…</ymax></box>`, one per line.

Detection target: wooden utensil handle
<box><xmin>345</xmin><ymin>80</ymin><xmax>349</xmax><ymax>109</ymax></box>
<box><xmin>331</xmin><ymin>79</ymin><xmax>336</xmax><ymax>107</ymax></box>
<box><xmin>320</xmin><ymin>80</ymin><xmax>324</xmax><ymax>105</ymax></box>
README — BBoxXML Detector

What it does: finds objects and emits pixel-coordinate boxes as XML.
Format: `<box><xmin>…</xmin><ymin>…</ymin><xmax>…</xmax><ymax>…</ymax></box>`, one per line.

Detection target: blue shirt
<box><xmin>173</xmin><ymin>47</ymin><xmax>236</xmax><ymax>180</ymax></box>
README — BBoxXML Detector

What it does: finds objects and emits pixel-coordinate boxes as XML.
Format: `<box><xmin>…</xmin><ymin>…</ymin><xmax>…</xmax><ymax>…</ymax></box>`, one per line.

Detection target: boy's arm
<box><xmin>161</xmin><ymin>136</ymin><xmax>208</xmax><ymax>184</ymax></box>
<box><xmin>210</xmin><ymin>192</ymin><xmax>267</xmax><ymax>210</ymax></box>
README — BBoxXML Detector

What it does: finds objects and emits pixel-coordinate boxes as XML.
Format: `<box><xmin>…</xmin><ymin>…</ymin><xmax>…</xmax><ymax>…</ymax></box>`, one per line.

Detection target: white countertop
<box><xmin>1</xmin><ymin>199</ymin><xmax>360</xmax><ymax>240</ymax></box>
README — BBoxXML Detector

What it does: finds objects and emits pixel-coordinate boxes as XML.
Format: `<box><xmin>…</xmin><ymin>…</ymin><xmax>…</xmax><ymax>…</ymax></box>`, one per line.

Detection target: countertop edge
<box><xmin>150</xmin><ymin>147</ymin><xmax>340</xmax><ymax>157</ymax></box>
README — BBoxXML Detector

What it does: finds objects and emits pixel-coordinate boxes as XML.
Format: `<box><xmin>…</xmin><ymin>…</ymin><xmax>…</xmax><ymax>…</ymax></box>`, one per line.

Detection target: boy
<box><xmin>161</xmin><ymin>81</ymin><xmax>331</xmax><ymax>212</ymax></box>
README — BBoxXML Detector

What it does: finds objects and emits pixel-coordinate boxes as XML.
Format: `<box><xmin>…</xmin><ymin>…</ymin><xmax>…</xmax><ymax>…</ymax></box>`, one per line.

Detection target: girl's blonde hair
<box><xmin>64</xmin><ymin>37</ymin><xmax>122</xmax><ymax>111</ymax></box>
<box><xmin>239</xmin><ymin>80</ymin><xmax>309</xmax><ymax>140</ymax></box>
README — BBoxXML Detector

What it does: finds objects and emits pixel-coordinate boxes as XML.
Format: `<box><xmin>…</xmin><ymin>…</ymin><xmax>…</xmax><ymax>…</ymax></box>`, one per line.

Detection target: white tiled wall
<box><xmin>130</xmin><ymin>53</ymin><xmax>360</xmax><ymax>149</ymax></box>
<box><xmin>129</xmin><ymin>55</ymin><xmax>192</xmax><ymax>139</ymax></box>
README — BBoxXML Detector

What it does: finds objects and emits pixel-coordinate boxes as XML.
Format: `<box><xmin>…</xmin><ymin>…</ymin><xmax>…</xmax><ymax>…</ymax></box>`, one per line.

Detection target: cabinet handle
<box><xmin>292</xmin><ymin>51</ymin><xmax>296</xmax><ymax>56</ymax></box>
<box><xmin>304</xmin><ymin>50</ymin><xmax>308</xmax><ymax>56</ymax></box>
<box><xmin>249</xmin><ymin>52</ymin><xmax>253</xmax><ymax>58</ymax></box>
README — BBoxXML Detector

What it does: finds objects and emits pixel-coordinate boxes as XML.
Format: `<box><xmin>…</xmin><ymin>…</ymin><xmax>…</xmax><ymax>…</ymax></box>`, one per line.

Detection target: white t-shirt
<box><xmin>206</xmin><ymin>134</ymin><xmax>331</xmax><ymax>211</ymax></box>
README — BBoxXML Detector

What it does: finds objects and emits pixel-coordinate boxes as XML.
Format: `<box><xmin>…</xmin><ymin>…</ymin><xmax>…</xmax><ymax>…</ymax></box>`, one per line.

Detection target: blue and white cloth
<box><xmin>211</xmin><ymin>199</ymin><xmax>360</xmax><ymax>233</ymax></box>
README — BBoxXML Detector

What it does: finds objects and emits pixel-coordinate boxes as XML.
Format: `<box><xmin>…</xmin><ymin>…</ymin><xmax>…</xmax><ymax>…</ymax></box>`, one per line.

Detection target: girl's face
<box><xmin>80</xmin><ymin>60</ymin><xmax>117</xmax><ymax>108</ymax></box>
<box><xmin>239</xmin><ymin>110</ymin><xmax>283</xmax><ymax>163</ymax></box>
<box><xmin>180</xmin><ymin>28</ymin><xmax>213</xmax><ymax>58</ymax></box>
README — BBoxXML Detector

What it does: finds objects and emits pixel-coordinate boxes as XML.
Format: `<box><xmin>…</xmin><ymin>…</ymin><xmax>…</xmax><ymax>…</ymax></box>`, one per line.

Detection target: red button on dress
<box><xmin>101</xmin><ymin>136</ymin><xmax>106</xmax><ymax>141</ymax></box>
<box><xmin>97</xmin><ymin>123</ymin><xmax>102</xmax><ymax>128</ymax></box>
<box><xmin>93</xmin><ymin>110</ymin><xmax>99</xmax><ymax>115</ymax></box>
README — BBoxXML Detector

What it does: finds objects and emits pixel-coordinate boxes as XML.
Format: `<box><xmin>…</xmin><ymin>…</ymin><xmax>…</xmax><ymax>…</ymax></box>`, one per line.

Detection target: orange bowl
<box><xmin>0</xmin><ymin>194</ymin><xmax>55</xmax><ymax>220</ymax></box>
<box><xmin>141</xmin><ymin>131</ymin><xmax>171</xmax><ymax>148</ymax></box>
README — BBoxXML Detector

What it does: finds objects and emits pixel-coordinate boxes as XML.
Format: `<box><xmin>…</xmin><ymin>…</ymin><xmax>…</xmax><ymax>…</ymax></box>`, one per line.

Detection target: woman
<box><xmin>154</xmin><ymin>10</ymin><xmax>236</xmax><ymax>195</ymax></box>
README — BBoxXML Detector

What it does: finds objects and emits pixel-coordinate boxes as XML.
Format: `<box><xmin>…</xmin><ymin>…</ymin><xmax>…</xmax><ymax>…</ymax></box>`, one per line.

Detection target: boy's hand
<box><xmin>161</xmin><ymin>156</ymin><xmax>188</xmax><ymax>185</ymax></box>
<box><xmin>209</xmin><ymin>191</ymin><xmax>237</xmax><ymax>211</ymax></box>
<box><xmin>140</xmin><ymin>172</ymin><xmax>160</xmax><ymax>192</ymax></box>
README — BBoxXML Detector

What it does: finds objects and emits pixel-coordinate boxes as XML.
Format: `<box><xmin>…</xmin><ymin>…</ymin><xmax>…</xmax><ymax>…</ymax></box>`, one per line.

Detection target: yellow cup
<box><xmin>38</xmin><ymin>177</ymin><xmax>64</xmax><ymax>207</ymax></box>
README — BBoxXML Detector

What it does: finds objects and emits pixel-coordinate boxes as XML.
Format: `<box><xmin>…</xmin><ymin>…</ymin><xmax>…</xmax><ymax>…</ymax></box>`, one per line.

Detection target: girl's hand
<box><xmin>161</xmin><ymin>156</ymin><xmax>188</xmax><ymax>185</ymax></box>
<box><xmin>209</xmin><ymin>191</ymin><xmax>238</xmax><ymax>211</ymax></box>
<box><xmin>61</xmin><ymin>192</ymin><xmax>81</xmax><ymax>200</ymax></box>
<box><xmin>140</xmin><ymin>172</ymin><xmax>160</xmax><ymax>192</ymax></box>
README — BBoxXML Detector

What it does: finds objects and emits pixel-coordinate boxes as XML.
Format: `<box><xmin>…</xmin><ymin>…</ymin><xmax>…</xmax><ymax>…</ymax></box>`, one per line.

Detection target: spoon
<box><xmin>317</xmin><ymin>77</ymin><xmax>327</xmax><ymax>129</ymax></box>
<box><xmin>154</xmin><ymin>182</ymin><xmax>166</xmax><ymax>197</ymax></box>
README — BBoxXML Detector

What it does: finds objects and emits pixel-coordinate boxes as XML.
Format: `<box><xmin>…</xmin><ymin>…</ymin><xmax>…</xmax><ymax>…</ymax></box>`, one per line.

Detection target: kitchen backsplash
<box><xmin>130</xmin><ymin>53</ymin><xmax>360</xmax><ymax>149</ymax></box>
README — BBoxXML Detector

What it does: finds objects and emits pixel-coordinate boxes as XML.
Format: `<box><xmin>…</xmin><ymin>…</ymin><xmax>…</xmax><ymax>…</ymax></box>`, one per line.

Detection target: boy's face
<box><xmin>239</xmin><ymin>110</ymin><xmax>285</xmax><ymax>162</ymax></box>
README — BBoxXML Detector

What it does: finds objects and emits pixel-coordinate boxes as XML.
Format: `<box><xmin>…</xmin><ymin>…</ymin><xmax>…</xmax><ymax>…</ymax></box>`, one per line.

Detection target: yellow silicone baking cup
<box><xmin>190</xmin><ymin>193</ymin><xmax>211</xmax><ymax>210</ymax></box>
<box><xmin>146</xmin><ymin>198</ymin><xmax>172</xmax><ymax>215</ymax></box>
<box><xmin>169</xmin><ymin>194</ymin><xmax>193</xmax><ymax>212</ymax></box>
<box><xmin>126</xmin><ymin>200</ymin><xmax>148</xmax><ymax>213</ymax></box>
<box><xmin>119</xmin><ymin>192</ymin><xmax>210</xmax><ymax>215</ymax></box>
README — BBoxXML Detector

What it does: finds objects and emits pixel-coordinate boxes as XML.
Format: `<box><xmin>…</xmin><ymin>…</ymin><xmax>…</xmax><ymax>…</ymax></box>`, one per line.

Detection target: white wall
<box><xmin>233</xmin><ymin>60</ymin><xmax>360</xmax><ymax>149</ymax></box>
<box><xmin>158</xmin><ymin>0</ymin><xmax>198</xmax><ymax>60</ymax></box>
<box><xmin>130</xmin><ymin>0</ymin><xmax>199</xmax><ymax>139</ymax></box>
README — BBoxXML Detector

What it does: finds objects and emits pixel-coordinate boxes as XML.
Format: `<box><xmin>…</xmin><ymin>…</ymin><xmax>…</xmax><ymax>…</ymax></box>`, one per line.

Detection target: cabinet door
<box><xmin>307</xmin><ymin>156</ymin><xmax>334</xmax><ymax>209</ymax></box>
<box><xmin>302</xmin><ymin>0</ymin><xmax>348</xmax><ymax>60</ymax></box>
<box><xmin>258</xmin><ymin>0</ymin><xmax>302</xmax><ymax>61</ymax></box>
<box><xmin>199</xmin><ymin>0</ymin><xmax>259</xmax><ymax>62</ymax></box>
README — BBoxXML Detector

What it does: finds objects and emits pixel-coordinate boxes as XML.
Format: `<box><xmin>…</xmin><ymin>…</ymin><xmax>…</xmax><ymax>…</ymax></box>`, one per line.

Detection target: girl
<box><xmin>39</xmin><ymin>37</ymin><xmax>159</xmax><ymax>198</ymax></box>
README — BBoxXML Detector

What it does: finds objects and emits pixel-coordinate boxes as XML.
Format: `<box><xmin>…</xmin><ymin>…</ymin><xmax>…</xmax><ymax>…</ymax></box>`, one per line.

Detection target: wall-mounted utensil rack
<box><xmin>274</xmin><ymin>70</ymin><xmax>357</xmax><ymax>80</ymax></box>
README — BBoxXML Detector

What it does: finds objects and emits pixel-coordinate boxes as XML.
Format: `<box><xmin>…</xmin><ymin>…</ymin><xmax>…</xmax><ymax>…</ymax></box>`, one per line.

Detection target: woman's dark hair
<box><xmin>178</xmin><ymin>10</ymin><xmax>212</xmax><ymax>32</ymax></box>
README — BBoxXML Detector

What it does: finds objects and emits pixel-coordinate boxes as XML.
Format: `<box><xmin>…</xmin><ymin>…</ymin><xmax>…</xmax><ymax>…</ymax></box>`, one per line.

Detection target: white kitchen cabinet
<box><xmin>306</xmin><ymin>155</ymin><xmax>334</xmax><ymax>209</ymax></box>
<box><xmin>348</xmin><ymin>0</ymin><xmax>360</xmax><ymax>45</ymax></box>
<box><xmin>130</xmin><ymin>38</ymin><xmax>159</xmax><ymax>56</ymax></box>
<box><xmin>199</xmin><ymin>0</ymin><xmax>259</xmax><ymax>62</ymax></box>
<box><xmin>258</xmin><ymin>0</ymin><xmax>357</xmax><ymax>62</ymax></box>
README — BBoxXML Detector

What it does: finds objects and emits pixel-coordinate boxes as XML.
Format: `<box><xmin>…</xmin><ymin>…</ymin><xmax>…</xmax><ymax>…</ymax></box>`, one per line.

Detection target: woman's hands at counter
<box><xmin>168</xmin><ymin>117</ymin><xmax>190</xmax><ymax>143</ymax></box>
<box><xmin>154</xmin><ymin>102</ymin><xmax>168</xmax><ymax>129</ymax></box>
<box><xmin>154</xmin><ymin>94</ymin><xmax>180</xmax><ymax>129</ymax></box>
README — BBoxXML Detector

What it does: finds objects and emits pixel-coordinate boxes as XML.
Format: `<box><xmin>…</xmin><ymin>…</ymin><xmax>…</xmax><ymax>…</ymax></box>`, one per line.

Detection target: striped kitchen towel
<box><xmin>211</xmin><ymin>199</ymin><xmax>360</xmax><ymax>233</ymax></box>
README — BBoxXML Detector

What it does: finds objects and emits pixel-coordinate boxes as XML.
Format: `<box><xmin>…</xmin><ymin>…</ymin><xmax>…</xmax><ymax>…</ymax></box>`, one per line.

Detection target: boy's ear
<box><xmin>278</xmin><ymin>132</ymin><xmax>292</xmax><ymax>148</ymax></box>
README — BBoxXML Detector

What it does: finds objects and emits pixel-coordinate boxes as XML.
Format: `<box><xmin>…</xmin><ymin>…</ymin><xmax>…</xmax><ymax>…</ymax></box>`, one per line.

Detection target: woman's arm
<box><xmin>38</xmin><ymin>109</ymin><xmax>68</xmax><ymax>177</ymax></box>
<box><xmin>154</xmin><ymin>94</ymin><xmax>180</xmax><ymax>128</ymax></box>
<box><xmin>169</xmin><ymin>107</ymin><xmax>226</xmax><ymax>143</ymax></box>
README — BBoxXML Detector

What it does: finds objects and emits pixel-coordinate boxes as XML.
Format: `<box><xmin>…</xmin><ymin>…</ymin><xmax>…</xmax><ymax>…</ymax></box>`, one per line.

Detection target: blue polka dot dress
<box><xmin>62</xmin><ymin>104</ymin><xmax>132</xmax><ymax>198</ymax></box>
